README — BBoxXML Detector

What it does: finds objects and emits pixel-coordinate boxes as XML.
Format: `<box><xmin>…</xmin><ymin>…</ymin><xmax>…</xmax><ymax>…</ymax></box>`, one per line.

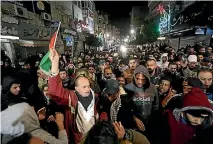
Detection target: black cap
<box><xmin>105</xmin><ymin>80</ymin><xmax>120</xmax><ymax>95</ymax></box>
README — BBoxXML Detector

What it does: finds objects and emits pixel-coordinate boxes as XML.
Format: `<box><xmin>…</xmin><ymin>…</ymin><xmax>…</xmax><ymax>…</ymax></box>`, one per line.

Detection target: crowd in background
<box><xmin>1</xmin><ymin>43</ymin><xmax>213</xmax><ymax>144</ymax></box>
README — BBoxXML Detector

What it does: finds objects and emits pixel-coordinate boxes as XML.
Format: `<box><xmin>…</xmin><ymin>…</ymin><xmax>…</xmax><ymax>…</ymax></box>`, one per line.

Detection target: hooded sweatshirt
<box><xmin>125</xmin><ymin>65</ymin><xmax>159</xmax><ymax>125</ymax></box>
<box><xmin>1</xmin><ymin>76</ymin><xmax>27</xmax><ymax>111</ymax></box>
<box><xmin>1</xmin><ymin>103</ymin><xmax>68</xmax><ymax>144</ymax></box>
<box><xmin>157</xmin><ymin>53</ymin><xmax>169</xmax><ymax>71</ymax></box>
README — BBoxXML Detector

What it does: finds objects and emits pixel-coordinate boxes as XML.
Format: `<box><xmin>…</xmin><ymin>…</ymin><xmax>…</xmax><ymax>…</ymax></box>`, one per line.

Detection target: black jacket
<box><xmin>124</xmin><ymin>65</ymin><xmax>159</xmax><ymax>126</ymax></box>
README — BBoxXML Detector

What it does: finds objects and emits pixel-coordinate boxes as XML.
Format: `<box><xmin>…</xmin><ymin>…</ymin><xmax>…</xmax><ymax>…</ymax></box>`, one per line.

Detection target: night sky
<box><xmin>95</xmin><ymin>1</ymin><xmax>148</xmax><ymax>35</ymax></box>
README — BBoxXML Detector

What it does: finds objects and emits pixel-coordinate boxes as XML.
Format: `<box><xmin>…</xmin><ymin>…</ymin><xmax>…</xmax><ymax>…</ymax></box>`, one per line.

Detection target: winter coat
<box><xmin>48</xmin><ymin>74</ymin><xmax>98</xmax><ymax>144</ymax></box>
<box><xmin>1</xmin><ymin>103</ymin><xmax>68</xmax><ymax>144</ymax></box>
<box><xmin>124</xmin><ymin>65</ymin><xmax>159</xmax><ymax>126</ymax></box>
<box><xmin>183</xmin><ymin>67</ymin><xmax>198</xmax><ymax>78</ymax></box>
<box><xmin>160</xmin><ymin>88</ymin><xmax>213</xmax><ymax>144</ymax></box>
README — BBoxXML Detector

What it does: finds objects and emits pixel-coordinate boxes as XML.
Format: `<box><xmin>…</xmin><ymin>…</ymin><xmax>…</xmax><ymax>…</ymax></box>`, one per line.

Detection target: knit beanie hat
<box><xmin>182</xmin><ymin>88</ymin><xmax>212</xmax><ymax>110</ymax></box>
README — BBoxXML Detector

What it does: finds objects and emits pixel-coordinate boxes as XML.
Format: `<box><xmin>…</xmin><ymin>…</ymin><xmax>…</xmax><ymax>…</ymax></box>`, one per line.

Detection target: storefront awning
<box><xmin>14</xmin><ymin>40</ymin><xmax>63</xmax><ymax>47</ymax></box>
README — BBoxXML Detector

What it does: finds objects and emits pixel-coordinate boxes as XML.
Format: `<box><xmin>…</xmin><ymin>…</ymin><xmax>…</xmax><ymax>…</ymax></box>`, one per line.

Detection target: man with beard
<box><xmin>98</xmin><ymin>67</ymin><xmax>116</xmax><ymax>91</ymax></box>
<box><xmin>198</xmin><ymin>67</ymin><xmax>213</xmax><ymax>103</ymax></box>
<box><xmin>183</xmin><ymin>55</ymin><xmax>199</xmax><ymax>78</ymax></box>
<box><xmin>123</xmin><ymin>58</ymin><xmax>137</xmax><ymax>84</ymax></box>
<box><xmin>175</xmin><ymin>60</ymin><xmax>184</xmax><ymax>77</ymax></box>
<box><xmin>184</xmin><ymin>46</ymin><xmax>196</xmax><ymax>59</ymax></box>
<box><xmin>161</xmin><ymin>62</ymin><xmax>183</xmax><ymax>94</ymax></box>
<box><xmin>158</xmin><ymin>76</ymin><xmax>176</xmax><ymax>112</ymax></box>
<box><xmin>124</xmin><ymin>65</ymin><xmax>159</xmax><ymax>138</ymax></box>
<box><xmin>157</xmin><ymin>53</ymin><xmax>169</xmax><ymax>71</ymax></box>
<box><xmin>198</xmin><ymin>47</ymin><xmax>206</xmax><ymax>55</ymax></box>
<box><xmin>146</xmin><ymin>58</ymin><xmax>161</xmax><ymax>86</ymax></box>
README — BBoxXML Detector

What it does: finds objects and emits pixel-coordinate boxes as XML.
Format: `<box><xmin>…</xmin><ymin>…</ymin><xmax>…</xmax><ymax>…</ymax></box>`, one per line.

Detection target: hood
<box><xmin>2</xmin><ymin>76</ymin><xmax>19</xmax><ymax>92</ymax></box>
<box><xmin>173</xmin><ymin>88</ymin><xmax>213</xmax><ymax>128</ymax></box>
<box><xmin>158</xmin><ymin>53</ymin><xmax>168</xmax><ymax>64</ymax></box>
<box><xmin>133</xmin><ymin>65</ymin><xmax>151</xmax><ymax>88</ymax></box>
<box><xmin>1</xmin><ymin>103</ymin><xmax>40</xmax><ymax>137</ymax></box>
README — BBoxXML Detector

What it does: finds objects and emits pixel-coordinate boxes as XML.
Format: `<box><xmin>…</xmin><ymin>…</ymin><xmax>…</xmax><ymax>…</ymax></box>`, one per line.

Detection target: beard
<box><xmin>130</xmin><ymin>66</ymin><xmax>136</xmax><ymax>70</ymax></box>
<box><xmin>148</xmin><ymin>68</ymin><xmax>154</xmax><ymax>74</ymax></box>
<box><xmin>170</xmin><ymin>71</ymin><xmax>176</xmax><ymax>74</ymax></box>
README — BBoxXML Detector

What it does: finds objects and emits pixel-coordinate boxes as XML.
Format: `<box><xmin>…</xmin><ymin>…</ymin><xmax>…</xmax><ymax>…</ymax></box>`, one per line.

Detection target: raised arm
<box><xmin>48</xmin><ymin>49</ymin><xmax>69</xmax><ymax>106</ymax></box>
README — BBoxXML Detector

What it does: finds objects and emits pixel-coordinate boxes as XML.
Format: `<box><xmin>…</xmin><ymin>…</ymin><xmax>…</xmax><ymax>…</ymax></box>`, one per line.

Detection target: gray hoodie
<box><xmin>1</xmin><ymin>103</ymin><xmax>68</xmax><ymax>144</ymax></box>
<box><xmin>125</xmin><ymin>65</ymin><xmax>159</xmax><ymax>125</ymax></box>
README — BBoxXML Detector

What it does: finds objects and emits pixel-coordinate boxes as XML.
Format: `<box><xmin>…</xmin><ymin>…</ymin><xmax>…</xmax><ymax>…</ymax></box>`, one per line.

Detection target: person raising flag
<box><xmin>39</xmin><ymin>21</ymin><xmax>61</xmax><ymax>75</ymax></box>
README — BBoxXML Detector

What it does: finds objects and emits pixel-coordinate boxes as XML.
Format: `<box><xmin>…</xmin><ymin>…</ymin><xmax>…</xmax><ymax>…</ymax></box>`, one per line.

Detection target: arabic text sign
<box><xmin>1</xmin><ymin>22</ymin><xmax>19</xmax><ymax>36</ymax></box>
<box><xmin>19</xmin><ymin>22</ymin><xmax>51</xmax><ymax>40</ymax></box>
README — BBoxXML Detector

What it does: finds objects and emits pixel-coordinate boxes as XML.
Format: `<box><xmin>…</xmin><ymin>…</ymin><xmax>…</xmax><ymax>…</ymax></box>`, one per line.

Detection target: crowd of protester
<box><xmin>1</xmin><ymin>43</ymin><xmax>213</xmax><ymax>144</ymax></box>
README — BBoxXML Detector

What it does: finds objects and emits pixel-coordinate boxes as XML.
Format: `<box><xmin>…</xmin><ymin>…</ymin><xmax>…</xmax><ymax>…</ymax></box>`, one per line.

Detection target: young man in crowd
<box><xmin>98</xmin><ymin>67</ymin><xmax>116</xmax><ymax>91</ymax></box>
<box><xmin>146</xmin><ymin>58</ymin><xmax>161</xmax><ymax>86</ymax></box>
<box><xmin>198</xmin><ymin>67</ymin><xmax>213</xmax><ymax>103</ymax></box>
<box><xmin>123</xmin><ymin>58</ymin><xmax>137</xmax><ymax>84</ymax></box>
<box><xmin>124</xmin><ymin>65</ymin><xmax>159</xmax><ymax>137</ymax></box>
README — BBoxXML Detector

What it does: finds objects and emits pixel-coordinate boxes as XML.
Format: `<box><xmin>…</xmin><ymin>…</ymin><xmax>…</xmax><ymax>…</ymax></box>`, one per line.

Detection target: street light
<box><xmin>120</xmin><ymin>45</ymin><xmax>127</xmax><ymax>53</ymax></box>
<box><xmin>124</xmin><ymin>38</ymin><xmax>128</xmax><ymax>43</ymax></box>
<box><xmin>106</xmin><ymin>33</ymin><xmax>109</xmax><ymax>37</ymax></box>
<box><xmin>130</xmin><ymin>29</ymin><xmax>135</xmax><ymax>34</ymax></box>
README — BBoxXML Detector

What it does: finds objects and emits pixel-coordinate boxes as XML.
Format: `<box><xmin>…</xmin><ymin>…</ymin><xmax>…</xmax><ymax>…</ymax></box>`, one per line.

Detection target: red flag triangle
<box><xmin>49</xmin><ymin>31</ymin><xmax>57</xmax><ymax>49</ymax></box>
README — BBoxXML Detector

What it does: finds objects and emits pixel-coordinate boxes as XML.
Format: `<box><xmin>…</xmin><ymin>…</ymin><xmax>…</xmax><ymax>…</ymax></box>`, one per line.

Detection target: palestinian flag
<box><xmin>39</xmin><ymin>21</ymin><xmax>61</xmax><ymax>75</ymax></box>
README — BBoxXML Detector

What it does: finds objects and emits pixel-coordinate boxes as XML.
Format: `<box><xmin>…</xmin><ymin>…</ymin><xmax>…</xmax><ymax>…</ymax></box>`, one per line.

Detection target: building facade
<box><xmin>1</xmin><ymin>1</ymin><xmax>58</xmax><ymax>61</ymax></box>
<box><xmin>130</xmin><ymin>6</ymin><xmax>148</xmax><ymax>41</ymax></box>
<box><xmin>148</xmin><ymin>0</ymin><xmax>212</xmax><ymax>49</ymax></box>
<box><xmin>1</xmin><ymin>0</ymin><xmax>122</xmax><ymax>61</ymax></box>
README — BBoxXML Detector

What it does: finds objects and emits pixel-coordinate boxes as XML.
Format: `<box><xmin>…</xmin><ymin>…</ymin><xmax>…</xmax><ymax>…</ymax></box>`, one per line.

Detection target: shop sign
<box><xmin>1</xmin><ymin>22</ymin><xmax>19</xmax><ymax>36</ymax></box>
<box><xmin>19</xmin><ymin>22</ymin><xmax>51</xmax><ymax>40</ymax></box>
<box><xmin>2</xmin><ymin>15</ymin><xmax>19</xmax><ymax>24</ymax></box>
<box><xmin>63</xmin><ymin>28</ymin><xmax>76</xmax><ymax>36</ymax></box>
